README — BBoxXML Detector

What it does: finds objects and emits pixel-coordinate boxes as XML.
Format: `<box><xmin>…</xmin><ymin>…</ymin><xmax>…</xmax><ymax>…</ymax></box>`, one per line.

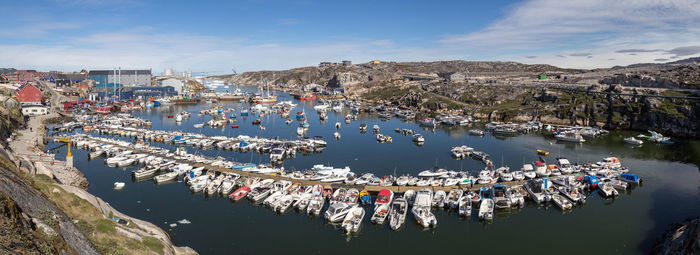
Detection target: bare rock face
<box><xmin>651</xmin><ymin>218</ymin><xmax>700</xmax><ymax>255</ymax></box>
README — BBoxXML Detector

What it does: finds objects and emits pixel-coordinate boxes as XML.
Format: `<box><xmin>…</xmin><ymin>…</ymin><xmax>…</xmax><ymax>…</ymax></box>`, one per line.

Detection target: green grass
<box><xmin>95</xmin><ymin>219</ymin><xmax>115</xmax><ymax>234</ymax></box>
<box><xmin>142</xmin><ymin>237</ymin><xmax>164</xmax><ymax>255</ymax></box>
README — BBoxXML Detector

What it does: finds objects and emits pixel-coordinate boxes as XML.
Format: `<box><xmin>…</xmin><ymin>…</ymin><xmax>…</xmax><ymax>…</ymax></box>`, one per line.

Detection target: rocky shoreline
<box><xmin>0</xmin><ymin>102</ymin><xmax>197</xmax><ymax>254</ymax></box>
<box><xmin>651</xmin><ymin>218</ymin><xmax>700</xmax><ymax>255</ymax></box>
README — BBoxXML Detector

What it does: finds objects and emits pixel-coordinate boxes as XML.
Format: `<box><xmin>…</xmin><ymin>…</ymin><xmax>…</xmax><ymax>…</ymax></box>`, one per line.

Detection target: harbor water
<box><xmin>48</xmin><ymin>86</ymin><xmax>699</xmax><ymax>254</ymax></box>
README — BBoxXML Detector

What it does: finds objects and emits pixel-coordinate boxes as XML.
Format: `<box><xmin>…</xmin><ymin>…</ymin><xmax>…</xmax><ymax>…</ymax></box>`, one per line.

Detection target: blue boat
<box><xmin>583</xmin><ymin>175</ymin><xmax>599</xmax><ymax>189</ymax></box>
<box><xmin>479</xmin><ymin>187</ymin><xmax>491</xmax><ymax>200</ymax></box>
<box><xmin>174</xmin><ymin>135</ymin><xmax>188</xmax><ymax>144</ymax></box>
<box><xmin>619</xmin><ymin>173</ymin><xmax>641</xmax><ymax>184</ymax></box>
<box><xmin>232</xmin><ymin>163</ymin><xmax>256</xmax><ymax>171</ymax></box>
<box><xmin>153</xmin><ymin>100</ymin><xmax>161</xmax><ymax>107</ymax></box>
<box><xmin>360</xmin><ymin>193</ymin><xmax>372</xmax><ymax>205</ymax></box>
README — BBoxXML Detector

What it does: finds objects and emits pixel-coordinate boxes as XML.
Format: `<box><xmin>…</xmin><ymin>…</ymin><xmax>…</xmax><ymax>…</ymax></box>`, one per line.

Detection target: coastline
<box><xmin>2</xmin><ymin>108</ymin><xmax>197</xmax><ymax>255</ymax></box>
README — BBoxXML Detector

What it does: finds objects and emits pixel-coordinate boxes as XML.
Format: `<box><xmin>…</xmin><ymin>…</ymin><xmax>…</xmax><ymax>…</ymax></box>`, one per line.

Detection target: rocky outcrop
<box><xmin>0</xmin><ymin>167</ymin><xmax>100</xmax><ymax>255</ymax></box>
<box><xmin>651</xmin><ymin>218</ymin><xmax>700</xmax><ymax>255</ymax></box>
<box><xmin>59</xmin><ymin>184</ymin><xmax>197</xmax><ymax>255</ymax></box>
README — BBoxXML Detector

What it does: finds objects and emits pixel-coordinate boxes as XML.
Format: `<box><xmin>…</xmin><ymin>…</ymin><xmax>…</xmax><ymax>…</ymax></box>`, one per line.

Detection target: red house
<box><xmin>16</xmin><ymin>83</ymin><xmax>42</xmax><ymax>104</ymax></box>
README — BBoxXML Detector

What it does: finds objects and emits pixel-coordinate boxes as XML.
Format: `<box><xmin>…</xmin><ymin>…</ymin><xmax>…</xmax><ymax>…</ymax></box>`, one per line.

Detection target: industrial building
<box><xmin>439</xmin><ymin>72</ymin><xmax>467</xmax><ymax>82</ymax></box>
<box><xmin>88</xmin><ymin>69</ymin><xmax>152</xmax><ymax>87</ymax></box>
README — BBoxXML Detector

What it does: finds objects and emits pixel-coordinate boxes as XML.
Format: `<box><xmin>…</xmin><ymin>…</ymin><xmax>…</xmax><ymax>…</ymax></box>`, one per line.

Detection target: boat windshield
<box><xmin>377</xmin><ymin>195</ymin><xmax>388</xmax><ymax>202</ymax></box>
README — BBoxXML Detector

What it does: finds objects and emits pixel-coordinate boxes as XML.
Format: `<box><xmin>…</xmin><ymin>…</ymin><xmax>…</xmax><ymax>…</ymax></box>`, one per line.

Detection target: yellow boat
<box><xmin>537</xmin><ymin>149</ymin><xmax>549</xmax><ymax>156</ymax></box>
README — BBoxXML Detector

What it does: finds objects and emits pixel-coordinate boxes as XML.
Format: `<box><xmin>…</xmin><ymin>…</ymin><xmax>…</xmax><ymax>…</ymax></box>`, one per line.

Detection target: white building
<box><xmin>160</xmin><ymin>78</ymin><xmax>185</xmax><ymax>94</ymax></box>
<box><xmin>21</xmin><ymin>104</ymin><xmax>48</xmax><ymax>116</ymax></box>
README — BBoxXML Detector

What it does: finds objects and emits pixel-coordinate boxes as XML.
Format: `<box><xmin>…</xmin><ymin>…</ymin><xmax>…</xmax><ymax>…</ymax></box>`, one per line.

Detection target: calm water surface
<box><xmin>49</xmin><ymin>87</ymin><xmax>699</xmax><ymax>254</ymax></box>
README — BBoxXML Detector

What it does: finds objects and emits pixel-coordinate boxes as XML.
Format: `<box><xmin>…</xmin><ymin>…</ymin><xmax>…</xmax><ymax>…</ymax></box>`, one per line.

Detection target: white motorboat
<box><xmin>263</xmin><ymin>191</ymin><xmax>284</xmax><ymax>207</ymax></box>
<box><xmin>274</xmin><ymin>194</ymin><xmax>295</xmax><ymax>213</ymax></box>
<box><xmin>556</xmin><ymin>185</ymin><xmax>586</xmax><ymax>204</ymax></box>
<box><xmin>445</xmin><ymin>189</ymin><xmax>463</xmax><ymax>209</ymax></box>
<box><xmin>525</xmin><ymin>179</ymin><xmax>547</xmax><ymax>203</ymax></box>
<box><xmin>556</xmin><ymin>158</ymin><xmax>574</xmax><ymax>174</ymax></box>
<box><xmin>522</xmin><ymin>164</ymin><xmax>537</xmax><ymax>179</ymax></box>
<box><xmin>193</xmin><ymin>123</ymin><xmax>204</xmax><ymax>128</ymax></box>
<box><xmin>154</xmin><ymin>171</ymin><xmax>178</xmax><ymax>183</ymax></box>
<box><xmin>388</xmin><ymin>198</ymin><xmax>408</xmax><ymax>230</ymax></box>
<box><xmin>431</xmin><ymin>190</ymin><xmax>447</xmax><ymax>208</ymax></box>
<box><xmin>132</xmin><ymin>166</ymin><xmax>158</xmax><ymax>179</ymax></box>
<box><xmin>307</xmin><ymin>196</ymin><xmax>325</xmax><ymax>216</ymax></box>
<box><xmin>411</xmin><ymin>189</ymin><xmax>437</xmax><ymax>228</ymax></box>
<box><xmin>324</xmin><ymin>202</ymin><xmax>353</xmax><ymax>222</ymax></box>
<box><xmin>247</xmin><ymin>186</ymin><xmax>272</xmax><ymax>202</ymax></box>
<box><xmin>624</xmin><ymin>137</ymin><xmax>643</xmax><ymax>145</ymax></box>
<box><xmin>371</xmin><ymin>203</ymin><xmax>390</xmax><ymax>224</ymax></box>
<box><xmin>418</xmin><ymin>168</ymin><xmax>448</xmax><ymax>177</ymax></box>
<box><xmin>341</xmin><ymin>206</ymin><xmax>365</xmax><ymax>233</ymax></box>
<box><xmin>552</xmin><ymin>194</ymin><xmax>573</xmax><ymax>210</ymax></box>
<box><xmin>403</xmin><ymin>190</ymin><xmax>416</xmax><ymax>204</ymax></box>
<box><xmin>512</xmin><ymin>171</ymin><xmax>525</xmax><ymax>181</ymax></box>
<box><xmin>508</xmin><ymin>187</ymin><xmax>525</xmax><ymax>206</ymax></box>
<box><xmin>458</xmin><ymin>195</ymin><xmax>472</xmax><ymax>216</ymax></box>
<box><xmin>478</xmin><ymin>198</ymin><xmax>494</xmax><ymax>220</ymax></box>
<box><xmin>598</xmin><ymin>182</ymin><xmax>619</xmax><ymax>197</ymax></box>
<box><xmin>89</xmin><ymin>150</ymin><xmax>104</xmax><ymax>158</ymax></box>
<box><xmin>412</xmin><ymin>134</ymin><xmax>425</xmax><ymax>143</ymax></box>
<box><xmin>534</xmin><ymin>161</ymin><xmax>550</xmax><ymax>177</ymax></box>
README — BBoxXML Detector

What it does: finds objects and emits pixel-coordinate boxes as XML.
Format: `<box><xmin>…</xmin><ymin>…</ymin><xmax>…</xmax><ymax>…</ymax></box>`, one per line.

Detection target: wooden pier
<box><xmin>74</xmin><ymin>136</ymin><xmax>529</xmax><ymax>194</ymax></box>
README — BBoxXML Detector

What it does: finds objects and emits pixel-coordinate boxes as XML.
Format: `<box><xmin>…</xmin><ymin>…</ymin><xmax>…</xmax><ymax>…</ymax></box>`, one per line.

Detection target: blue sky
<box><xmin>1</xmin><ymin>0</ymin><xmax>699</xmax><ymax>73</ymax></box>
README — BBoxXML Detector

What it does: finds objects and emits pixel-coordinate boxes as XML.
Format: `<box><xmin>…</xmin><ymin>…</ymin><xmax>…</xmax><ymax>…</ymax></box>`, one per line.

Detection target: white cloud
<box><xmin>440</xmin><ymin>0</ymin><xmax>700</xmax><ymax>68</ymax></box>
<box><xmin>0</xmin><ymin>30</ymin><xmax>463</xmax><ymax>73</ymax></box>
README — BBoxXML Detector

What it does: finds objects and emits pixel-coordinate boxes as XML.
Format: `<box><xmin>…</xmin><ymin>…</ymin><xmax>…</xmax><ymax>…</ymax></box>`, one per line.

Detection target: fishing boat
<box><xmin>388</xmin><ymin>198</ymin><xmax>408</xmax><ymax>230</ymax></box>
<box><xmin>478</xmin><ymin>198</ymin><xmax>494</xmax><ymax>220</ymax></box>
<box><xmin>341</xmin><ymin>206</ymin><xmax>365</xmax><ymax>233</ymax></box>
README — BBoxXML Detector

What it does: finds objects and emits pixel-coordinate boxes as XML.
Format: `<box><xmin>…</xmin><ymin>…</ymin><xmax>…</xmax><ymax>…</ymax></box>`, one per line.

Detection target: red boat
<box><xmin>167</xmin><ymin>115</ymin><xmax>174</xmax><ymax>118</ymax></box>
<box><xmin>229</xmin><ymin>186</ymin><xmax>251</xmax><ymax>201</ymax></box>
<box><xmin>231</xmin><ymin>125</ymin><xmax>239</xmax><ymax>128</ymax></box>
<box><xmin>375</xmin><ymin>189</ymin><xmax>394</xmax><ymax>205</ymax></box>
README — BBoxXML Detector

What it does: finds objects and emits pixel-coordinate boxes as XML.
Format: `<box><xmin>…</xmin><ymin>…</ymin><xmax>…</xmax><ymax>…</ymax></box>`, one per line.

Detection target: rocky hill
<box><xmin>215</xmin><ymin>60</ymin><xmax>580</xmax><ymax>89</ymax></box>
